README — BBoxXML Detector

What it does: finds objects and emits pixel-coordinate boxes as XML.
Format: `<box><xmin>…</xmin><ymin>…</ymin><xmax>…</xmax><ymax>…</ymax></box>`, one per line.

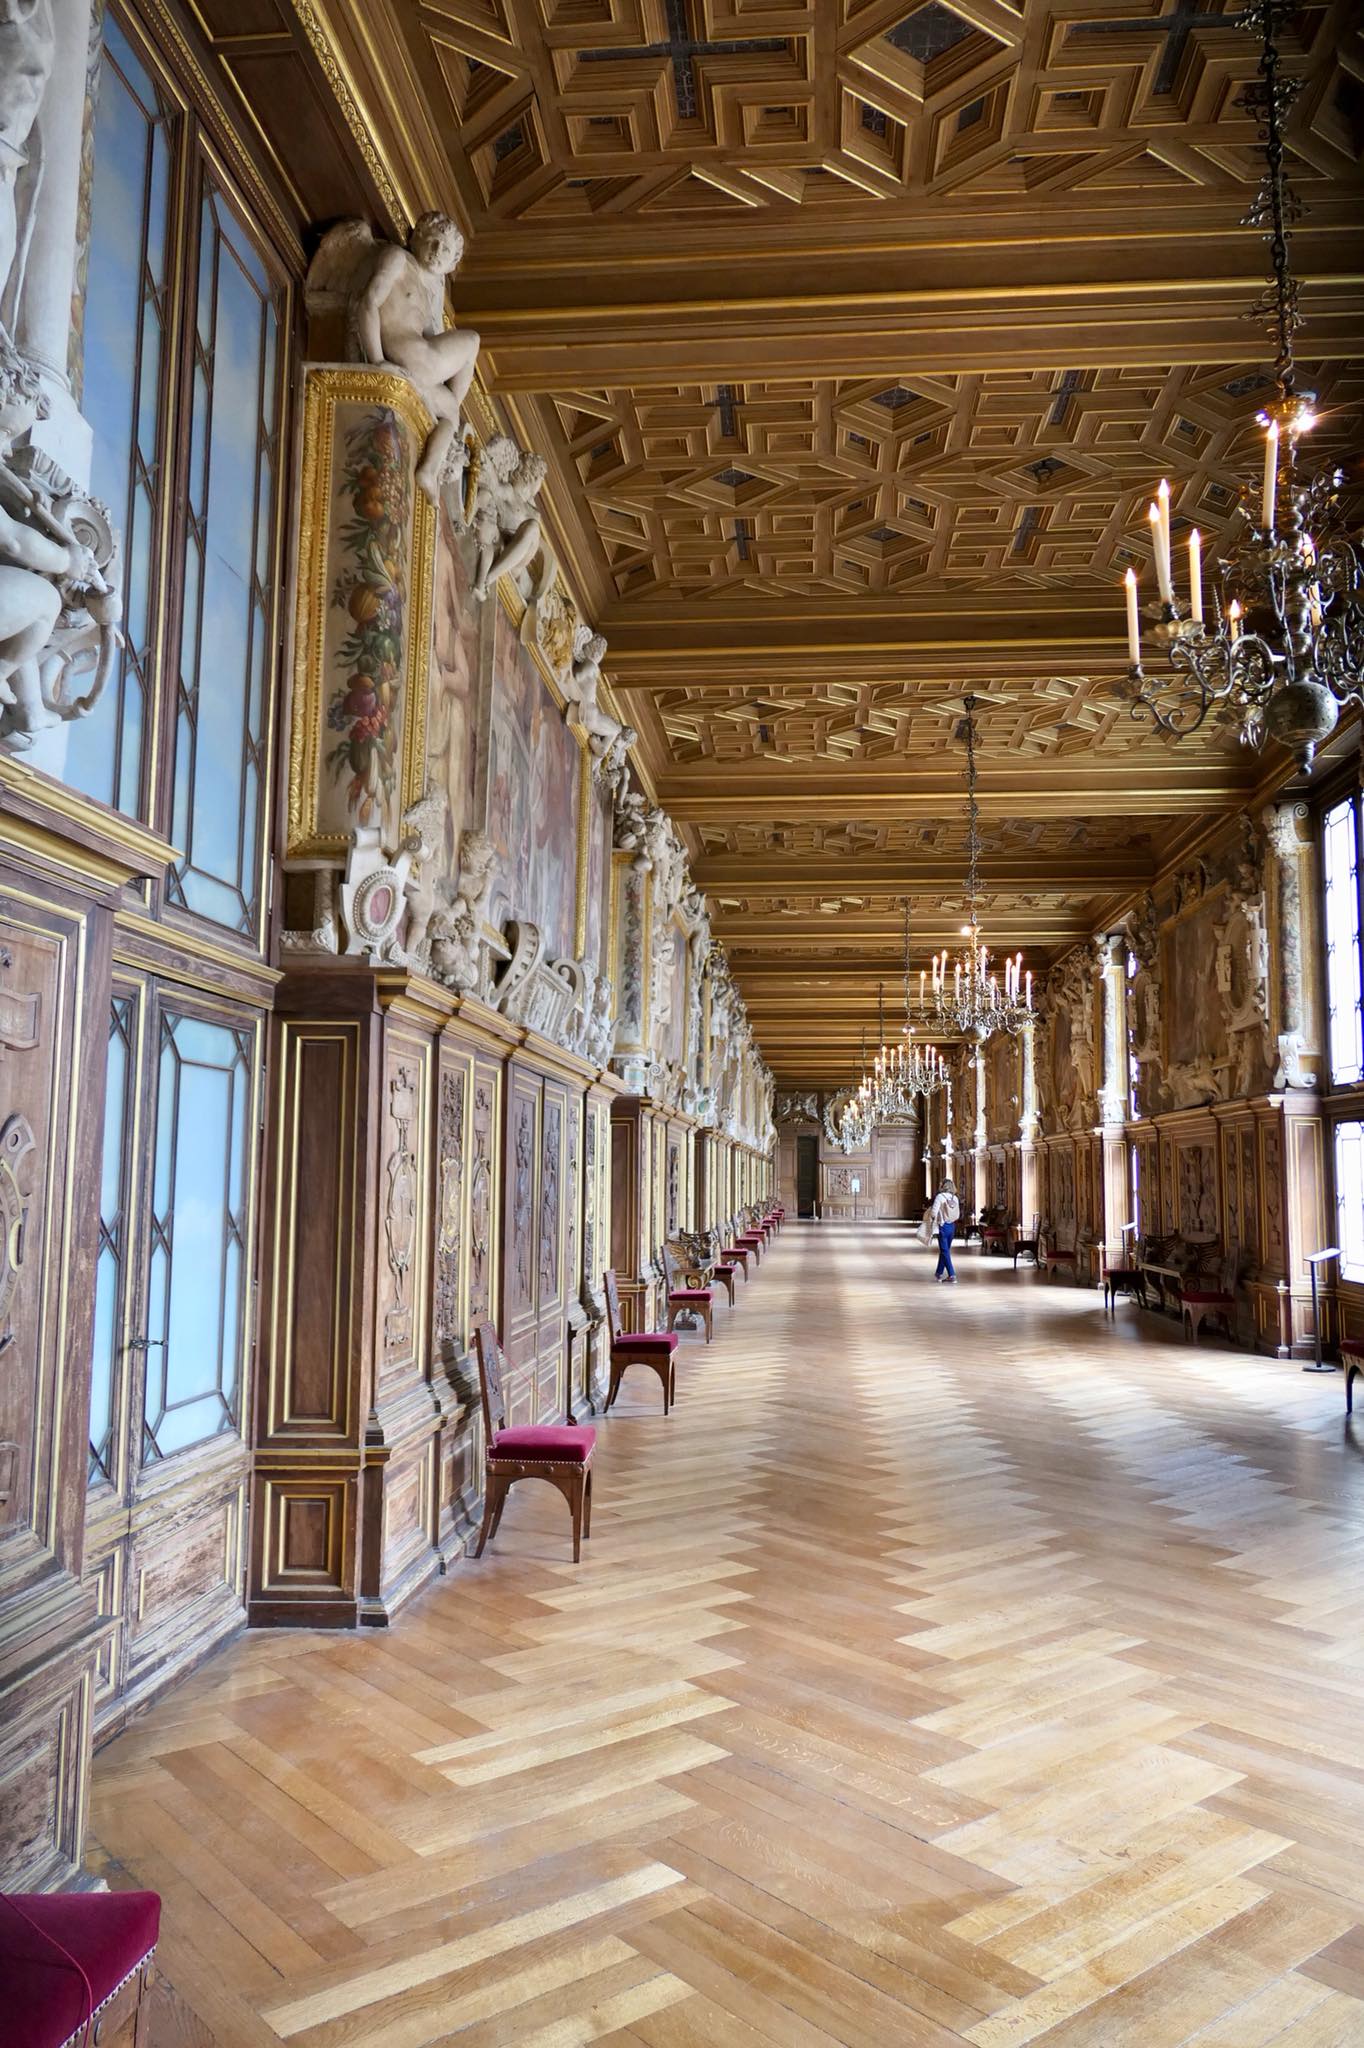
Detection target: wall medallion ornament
<box><xmin>383</xmin><ymin>1065</ymin><xmax>418</xmax><ymax>1350</ymax></box>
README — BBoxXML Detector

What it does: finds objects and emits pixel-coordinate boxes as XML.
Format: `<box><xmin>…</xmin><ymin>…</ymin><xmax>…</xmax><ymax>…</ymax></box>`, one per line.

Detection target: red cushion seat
<box><xmin>716</xmin><ymin>1260</ymin><xmax>739</xmax><ymax>1273</ymax></box>
<box><xmin>669</xmin><ymin>1287</ymin><xmax>713</xmax><ymax>1302</ymax></box>
<box><xmin>1180</xmin><ymin>1288</ymin><xmax>1233</xmax><ymax>1304</ymax></box>
<box><xmin>0</xmin><ymin>1889</ymin><xmax>160</xmax><ymax>2048</ymax></box>
<box><xmin>489</xmin><ymin>1424</ymin><xmax>595</xmax><ymax>1463</ymax></box>
<box><xmin>613</xmin><ymin>1330</ymin><xmax>679</xmax><ymax>1352</ymax></box>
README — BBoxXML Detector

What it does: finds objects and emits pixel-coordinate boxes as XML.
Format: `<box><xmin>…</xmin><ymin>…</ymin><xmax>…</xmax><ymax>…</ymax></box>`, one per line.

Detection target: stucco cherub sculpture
<box><xmin>306</xmin><ymin>211</ymin><xmax>479</xmax><ymax>503</ymax></box>
<box><xmin>564</xmin><ymin>623</ymin><xmax>636</xmax><ymax>787</ymax></box>
<box><xmin>470</xmin><ymin>434</ymin><xmax>547</xmax><ymax>602</ymax></box>
<box><xmin>0</xmin><ymin>353</ymin><xmax>122</xmax><ymax>753</ymax></box>
<box><xmin>428</xmin><ymin>829</ymin><xmax>497</xmax><ymax>992</ymax></box>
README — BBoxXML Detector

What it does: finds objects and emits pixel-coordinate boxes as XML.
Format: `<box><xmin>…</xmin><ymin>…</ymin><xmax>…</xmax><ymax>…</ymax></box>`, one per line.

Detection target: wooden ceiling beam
<box><xmin>661</xmin><ymin>767</ymin><xmax>1247</xmax><ymax>820</ymax></box>
<box><xmin>699</xmin><ymin>853</ymin><xmax>1150</xmax><ymax>891</ymax></box>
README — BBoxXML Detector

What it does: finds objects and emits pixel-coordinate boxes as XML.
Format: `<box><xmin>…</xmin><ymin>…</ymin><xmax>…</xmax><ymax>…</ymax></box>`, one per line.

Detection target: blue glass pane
<box><xmin>142</xmin><ymin>1010</ymin><xmax>252</xmax><ymax>1462</ymax></box>
<box><xmin>65</xmin><ymin>21</ymin><xmax>174</xmax><ymax>818</ymax></box>
<box><xmin>169</xmin><ymin>183</ymin><xmax>281</xmax><ymax>939</ymax></box>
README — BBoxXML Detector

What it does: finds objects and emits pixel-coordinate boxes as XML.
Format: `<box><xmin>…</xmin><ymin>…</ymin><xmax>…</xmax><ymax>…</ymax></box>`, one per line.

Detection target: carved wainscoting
<box><xmin>0</xmin><ymin>775</ymin><xmax>174</xmax><ymax>1886</ymax></box>
<box><xmin>609</xmin><ymin>1095</ymin><xmax>657</xmax><ymax>1333</ymax></box>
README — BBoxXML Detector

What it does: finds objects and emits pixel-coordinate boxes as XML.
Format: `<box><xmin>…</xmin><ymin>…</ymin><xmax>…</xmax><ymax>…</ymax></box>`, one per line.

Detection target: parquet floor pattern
<box><xmin>90</xmin><ymin>1223</ymin><xmax>1364</xmax><ymax>2046</ymax></box>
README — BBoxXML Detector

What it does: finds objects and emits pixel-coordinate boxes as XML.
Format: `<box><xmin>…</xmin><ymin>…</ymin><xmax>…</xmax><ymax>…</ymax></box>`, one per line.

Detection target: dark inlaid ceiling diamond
<box><xmin>885</xmin><ymin>2</ymin><xmax>974</xmax><ymax>64</ymax></box>
<box><xmin>1223</xmin><ymin>371</ymin><xmax>1270</xmax><ymax>398</ymax></box>
<box><xmin>493</xmin><ymin>123</ymin><xmax>524</xmax><ymax>163</ymax></box>
<box><xmin>869</xmin><ymin>525</ymin><xmax>900</xmax><ymax>542</ymax></box>
<box><xmin>715</xmin><ymin>467</ymin><xmax>754</xmax><ymax>487</ymax></box>
<box><xmin>872</xmin><ymin>384</ymin><xmax>916</xmax><ymax>410</ymax></box>
<box><xmin>1029</xmin><ymin>455</ymin><xmax>1065</xmax><ymax>482</ymax></box>
<box><xmin>861</xmin><ymin>103</ymin><xmax>889</xmax><ymax>137</ymax></box>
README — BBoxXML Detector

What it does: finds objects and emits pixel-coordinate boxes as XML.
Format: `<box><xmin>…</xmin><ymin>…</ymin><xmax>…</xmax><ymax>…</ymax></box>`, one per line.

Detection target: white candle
<box><xmin>1149</xmin><ymin>504</ymin><xmax>1172</xmax><ymax>604</ymax></box>
<box><xmin>1156</xmin><ymin>479</ymin><xmax>1173</xmax><ymax>597</ymax></box>
<box><xmin>1263</xmin><ymin>419</ymin><xmax>1278</xmax><ymax>532</ymax></box>
<box><xmin>1188</xmin><ymin>528</ymin><xmax>1203</xmax><ymax>623</ymax></box>
<box><xmin>1227</xmin><ymin>598</ymin><xmax>1242</xmax><ymax>644</ymax></box>
<box><xmin>1124</xmin><ymin>566</ymin><xmax>1141</xmax><ymax>665</ymax></box>
<box><xmin>919</xmin><ymin>968</ymin><xmax>925</xmax><ymax>1006</ymax></box>
<box><xmin>1025</xmin><ymin>970</ymin><xmax>1032</xmax><ymax>1010</ymax></box>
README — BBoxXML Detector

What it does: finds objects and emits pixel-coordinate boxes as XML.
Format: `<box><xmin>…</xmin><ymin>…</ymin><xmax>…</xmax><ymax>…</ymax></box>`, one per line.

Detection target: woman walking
<box><xmin>926</xmin><ymin>1180</ymin><xmax>960</xmax><ymax>1283</ymax></box>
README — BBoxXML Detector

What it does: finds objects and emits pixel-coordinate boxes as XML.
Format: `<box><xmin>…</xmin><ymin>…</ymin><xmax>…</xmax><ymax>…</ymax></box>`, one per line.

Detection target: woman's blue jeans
<box><xmin>936</xmin><ymin>1222</ymin><xmax>956</xmax><ymax>1279</ymax></box>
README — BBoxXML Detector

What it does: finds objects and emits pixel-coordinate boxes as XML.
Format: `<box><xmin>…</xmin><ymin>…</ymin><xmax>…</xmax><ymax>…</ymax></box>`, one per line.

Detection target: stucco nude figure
<box><xmin>306</xmin><ymin>212</ymin><xmax>480</xmax><ymax>502</ymax></box>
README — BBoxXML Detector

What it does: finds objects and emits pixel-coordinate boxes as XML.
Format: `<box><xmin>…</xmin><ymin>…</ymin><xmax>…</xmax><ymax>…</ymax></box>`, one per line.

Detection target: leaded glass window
<box><xmin>143</xmin><ymin>1009</ymin><xmax>253</xmax><ymax>1461</ymax></box>
<box><xmin>89</xmin><ymin>995</ymin><xmax>138</xmax><ymax>1483</ymax></box>
<box><xmin>1336</xmin><ymin>1122</ymin><xmax>1364</xmax><ymax>1283</ymax></box>
<box><xmin>65</xmin><ymin>18</ymin><xmax>176</xmax><ymax>818</ymax></box>
<box><xmin>164</xmin><ymin>179</ymin><xmax>283</xmax><ymax>940</ymax></box>
<box><xmin>1323</xmin><ymin>793</ymin><xmax>1363</xmax><ymax>1087</ymax></box>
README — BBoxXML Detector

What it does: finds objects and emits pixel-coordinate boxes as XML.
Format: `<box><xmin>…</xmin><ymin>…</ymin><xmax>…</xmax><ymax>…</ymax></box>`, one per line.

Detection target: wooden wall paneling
<box><xmin>537</xmin><ymin>1072</ymin><xmax>570</xmax><ymax>1423</ymax></box>
<box><xmin>501</xmin><ymin>1061</ymin><xmax>543</xmax><ymax>1424</ymax></box>
<box><xmin>0</xmin><ymin>874</ymin><xmax>112</xmax><ymax>1887</ymax></box>
<box><xmin>609</xmin><ymin>1095</ymin><xmax>650</xmax><ymax>1333</ymax></box>
<box><xmin>364</xmin><ymin>1008</ymin><xmax>443</xmax><ymax>1624</ymax></box>
<box><xmin>253</xmin><ymin>1007</ymin><xmax>366</xmax><ymax>1625</ymax></box>
<box><xmin>433</xmin><ymin>1035</ymin><xmax>475</xmax><ymax>1561</ymax></box>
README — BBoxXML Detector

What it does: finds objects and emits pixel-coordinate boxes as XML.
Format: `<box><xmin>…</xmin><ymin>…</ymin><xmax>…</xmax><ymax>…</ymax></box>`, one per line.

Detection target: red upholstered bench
<box><xmin>0</xmin><ymin>1888</ymin><xmax>160</xmax><ymax>2048</ymax></box>
<box><xmin>663</xmin><ymin>1246</ymin><xmax>713</xmax><ymax>1341</ymax></box>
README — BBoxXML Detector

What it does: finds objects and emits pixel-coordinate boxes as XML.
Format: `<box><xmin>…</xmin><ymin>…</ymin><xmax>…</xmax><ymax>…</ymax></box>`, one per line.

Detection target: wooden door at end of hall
<box><xmin>875</xmin><ymin>1131</ymin><xmax>920</xmax><ymax>1218</ymax></box>
<box><xmin>796</xmin><ymin>1133</ymin><xmax>818</xmax><ymax>1216</ymax></box>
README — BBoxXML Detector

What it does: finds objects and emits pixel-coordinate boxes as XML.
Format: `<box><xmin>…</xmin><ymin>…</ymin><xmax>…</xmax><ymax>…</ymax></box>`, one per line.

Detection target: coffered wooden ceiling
<box><xmin>307</xmin><ymin>0</ymin><xmax>1364</xmax><ymax>1082</ymax></box>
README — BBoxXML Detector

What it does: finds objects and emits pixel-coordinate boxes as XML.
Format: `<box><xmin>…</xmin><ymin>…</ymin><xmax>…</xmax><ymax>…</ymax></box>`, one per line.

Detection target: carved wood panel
<box><xmin>377</xmin><ymin>1038</ymin><xmax>427</xmax><ymax>1380</ymax></box>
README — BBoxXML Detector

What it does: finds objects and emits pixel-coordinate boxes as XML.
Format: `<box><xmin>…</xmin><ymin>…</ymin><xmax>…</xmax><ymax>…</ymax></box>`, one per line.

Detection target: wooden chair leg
<box><xmin>584</xmin><ymin>1466</ymin><xmax>593</xmax><ymax>1537</ymax></box>
<box><xmin>703</xmin><ymin>1301</ymin><xmax>713</xmax><ymax>1342</ymax></box>
<box><xmin>667</xmin><ymin>1303</ymin><xmax>681</xmax><ymax>1333</ymax></box>
<box><xmin>571</xmin><ymin>1472</ymin><xmax>584</xmax><ymax>1563</ymax></box>
<box><xmin>475</xmin><ymin>1469</ymin><xmax>508</xmax><ymax>1556</ymax></box>
<box><xmin>605</xmin><ymin>1362</ymin><xmax>623</xmax><ymax>1411</ymax></box>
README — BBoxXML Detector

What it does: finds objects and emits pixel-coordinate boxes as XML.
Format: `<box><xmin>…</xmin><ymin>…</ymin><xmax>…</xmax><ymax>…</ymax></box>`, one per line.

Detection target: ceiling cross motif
<box><xmin>1070</xmin><ymin>1</ymin><xmax>1243</xmax><ymax>98</ymax></box>
<box><xmin>577</xmin><ymin>2</ymin><xmax>789</xmax><ymax>125</ymax></box>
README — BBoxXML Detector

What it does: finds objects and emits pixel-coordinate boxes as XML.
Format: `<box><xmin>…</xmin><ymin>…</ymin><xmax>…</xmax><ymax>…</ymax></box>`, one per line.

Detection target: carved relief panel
<box><xmin>377</xmin><ymin>1039</ymin><xmax>428</xmax><ymax>1380</ymax></box>
<box><xmin>433</xmin><ymin>1049</ymin><xmax>469</xmax><ymax>1365</ymax></box>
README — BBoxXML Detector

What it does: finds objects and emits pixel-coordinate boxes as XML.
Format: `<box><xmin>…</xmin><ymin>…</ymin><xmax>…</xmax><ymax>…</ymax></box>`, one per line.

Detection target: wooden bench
<box><xmin>1346</xmin><ymin>1346</ymin><xmax>1363</xmax><ymax>1416</ymax></box>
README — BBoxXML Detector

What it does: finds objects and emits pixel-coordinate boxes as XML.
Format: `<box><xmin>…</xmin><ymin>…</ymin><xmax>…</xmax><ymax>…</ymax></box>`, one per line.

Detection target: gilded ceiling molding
<box><xmin>136</xmin><ymin>0</ymin><xmax>302</xmax><ymax>266</ymax></box>
<box><xmin>286</xmin><ymin>0</ymin><xmax>412</xmax><ymax>234</ymax></box>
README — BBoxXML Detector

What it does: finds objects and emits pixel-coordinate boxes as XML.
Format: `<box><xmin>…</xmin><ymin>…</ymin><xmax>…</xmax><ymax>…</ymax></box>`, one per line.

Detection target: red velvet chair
<box><xmin>1043</xmin><ymin>1225</ymin><xmax>1078</xmax><ymax>1282</ymax></box>
<box><xmin>603</xmin><ymin>1268</ymin><xmax>678</xmax><ymax>1413</ymax></box>
<box><xmin>664</xmin><ymin>1245</ymin><xmax>714</xmax><ymax>1342</ymax></box>
<box><xmin>0</xmin><ymin>1887</ymin><xmax>160</xmax><ymax>2047</ymax></box>
<box><xmin>711</xmin><ymin>1248</ymin><xmax>739</xmax><ymax>1308</ymax></box>
<box><xmin>1180</xmin><ymin>1251</ymin><xmax>1241</xmax><ymax>1344</ymax></box>
<box><xmin>474</xmin><ymin>1323</ymin><xmax>595</xmax><ymax>1560</ymax></box>
<box><xmin>719</xmin><ymin>1224</ymin><xmax>752</xmax><ymax>1281</ymax></box>
<box><xmin>734</xmin><ymin>1213</ymin><xmax>765</xmax><ymax>1265</ymax></box>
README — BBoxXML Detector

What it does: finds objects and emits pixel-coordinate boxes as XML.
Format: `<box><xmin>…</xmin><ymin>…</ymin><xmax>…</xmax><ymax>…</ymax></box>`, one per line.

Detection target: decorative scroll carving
<box><xmin>775</xmin><ymin>1091</ymin><xmax>819</xmax><ymax>1124</ymax></box>
<box><xmin>469</xmin><ymin>1078</ymin><xmax>494</xmax><ymax>1326</ymax></box>
<box><xmin>383</xmin><ymin>1063</ymin><xmax>418</xmax><ymax>1352</ymax></box>
<box><xmin>0</xmin><ymin>1109</ymin><xmax>35</xmax><ymax>1353</ymax></box>
<box><xmin>512</xmin><ymin>1094</ymin><xmax>534</xmax><ymax>1310</ymax></box>
<box><xmin>539</xmin><ymin>1101</ymin><xmax>561</xmax><ymax>1302</ymax></box>
<box><xmin>434</xmin><ymin>1065</ymin><xmax>465</xmax><ymax>1353</ymax></box>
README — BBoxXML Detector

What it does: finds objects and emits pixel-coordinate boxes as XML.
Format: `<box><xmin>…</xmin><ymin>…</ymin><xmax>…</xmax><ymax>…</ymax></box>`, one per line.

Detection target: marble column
<box><xmin>1097</xmin><ymin>931</ymin><xmax>1132</xmax><ymax>1262</ymax></box>
<box><xmin>1262</xmin><ymin>799</ymin><xmax>1324</xmax><ymax>1090</ymax></box>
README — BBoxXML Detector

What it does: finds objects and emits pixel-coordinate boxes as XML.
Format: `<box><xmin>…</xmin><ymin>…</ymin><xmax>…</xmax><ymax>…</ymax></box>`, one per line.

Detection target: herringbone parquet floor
<box><xmin>90</xmin><ymin>1222</ymin><xmax>1364</xmax><ymax>2046</ymax></box>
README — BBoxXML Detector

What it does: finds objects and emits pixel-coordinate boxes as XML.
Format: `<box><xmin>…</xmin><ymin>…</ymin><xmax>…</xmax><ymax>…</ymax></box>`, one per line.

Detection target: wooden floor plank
<box><xmin>87</xmin><ymin>1221</ymin><xmax>1364</xmax><ymax>2044</ymax></box>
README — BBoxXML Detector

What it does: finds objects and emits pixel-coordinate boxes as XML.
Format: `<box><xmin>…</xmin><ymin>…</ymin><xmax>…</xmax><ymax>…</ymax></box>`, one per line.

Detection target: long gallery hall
<box><xmin>1</xmin><ymin>1</ymin><xmax>1363</xmax><ymax>2044</ymax></box>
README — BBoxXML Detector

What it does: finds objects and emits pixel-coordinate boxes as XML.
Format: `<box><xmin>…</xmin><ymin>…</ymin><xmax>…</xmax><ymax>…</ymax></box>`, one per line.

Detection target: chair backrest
<box><xmin>602</xmin><ymin>1268</ymin><xmax>623</xmax><ymax>1343</ymax></box>
<box><xmin>662</xmin><ymin>1243</ymin><xmax>681</xmax><ymax>1289</ymax></box>
<box><xmin>1026</xmin><ymin>1213</ymin><xmax>1041</xmax><ymax>1242</ymax></box>
<box><xmin>473</xmin><ymin>1321</ymin><xmax>509</xmax><ymax>1442</ymax></box>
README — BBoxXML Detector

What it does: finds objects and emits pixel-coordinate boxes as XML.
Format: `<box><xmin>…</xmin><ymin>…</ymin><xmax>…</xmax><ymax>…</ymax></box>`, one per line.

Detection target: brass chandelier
<box><xmin>1116</xmin><ymin>0</ymin><xmax>1363</xmax><ymax>771</ymax></box>
<box><xmin>925</xmin><ymin>697</ymin><xmax>1032</xmax><ymax>1042</ymax></box>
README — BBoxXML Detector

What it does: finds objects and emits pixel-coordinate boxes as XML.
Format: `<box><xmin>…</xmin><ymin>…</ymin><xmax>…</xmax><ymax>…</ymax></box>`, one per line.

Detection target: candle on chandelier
<box><xmin>1025</xmin><ymin>969</ymin><xmax>1032</xmax><ymax>1010</ymax></box>
<box><xmin>1262</xmin><ymin>419</ymin><xmax>1279</xmax><ymax>532</ymax></box>
<box><xmin>1124</xmin><ymin>566</ymin><xmax>1141</xmax><ymax>666</ymax></box>
<box><xmin>955</xmin><ymin>963</ymin><xmax>961</xmax><ymax>1000</ymax></box>
<box><xmin>1188</xmin><ymin>528</ymin><xmax>1203</xmax><ymax>624</ymax></box>
<box><xmin>919</xmin><ymin>968</ymin><xmax>926</xmax><ymax>1006</ymax></box>
<box><xmin>1148</xmin><ymin>503</ymin><xmax>1172</xmax><ymax>605</ymax></box>
<box><xmin>1303</xmin><ymin>535</ymin><xmax>1323</xmax><ymax>630</ymax></box>
<box><xmin>1227</xmin><ymin>598</ymin><xmax>1243</xmax><ymax>644</ymax></box>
